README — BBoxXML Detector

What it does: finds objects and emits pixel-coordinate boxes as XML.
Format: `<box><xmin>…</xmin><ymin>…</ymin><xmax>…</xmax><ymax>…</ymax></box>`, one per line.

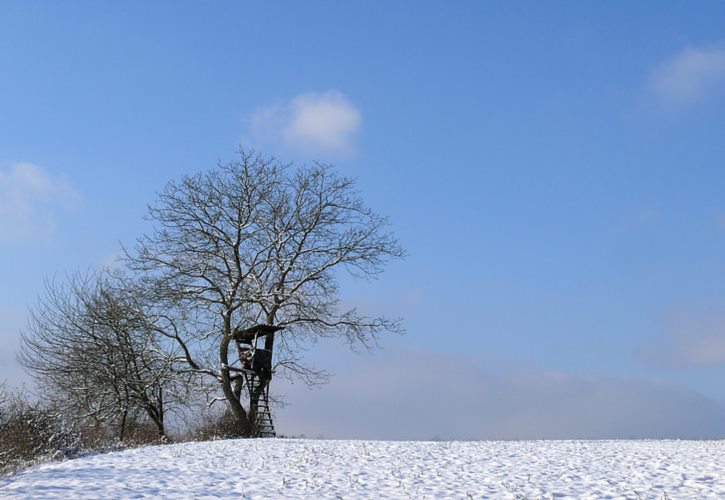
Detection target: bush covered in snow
<box><xmin>0</xmin><ymin>381</ymin><xmax>252</xmax><ymax>476</ymax></box>
<box><xmin>0</xmin><ymin>384</ymin><xmax>80</xmax><ymax>475</ymax></box>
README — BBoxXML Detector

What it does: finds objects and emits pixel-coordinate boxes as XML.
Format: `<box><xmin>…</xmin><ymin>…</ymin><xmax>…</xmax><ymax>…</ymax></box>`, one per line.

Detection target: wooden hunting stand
<box><xmin>231</xmin><ymin>324</ymin><xmax>283</xmax><ymax>437</ymax></box>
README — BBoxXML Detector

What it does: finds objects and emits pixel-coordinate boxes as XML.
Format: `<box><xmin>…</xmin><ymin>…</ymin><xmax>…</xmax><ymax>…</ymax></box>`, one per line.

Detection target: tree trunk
<box><xmin>119</xmin><ymin>409</ymin><xmax>127</xmax><ymax>441</ymax></box>
<box><xmin>219</xmin><ymin>335</ymin><xmax>251</xmax><ymax>436</ymax></box>
<box><xmin>144</xmin><ymin>390</ymin><xmax>165</xmax><ymax>439</ymax></box>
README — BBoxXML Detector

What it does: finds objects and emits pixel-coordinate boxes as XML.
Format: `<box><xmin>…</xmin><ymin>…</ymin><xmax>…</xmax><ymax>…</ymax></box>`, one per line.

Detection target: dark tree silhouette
<box><xmin>124</xmin><ymin>149</ymin><xmax>404</xmax><ymax>435</ymax></box>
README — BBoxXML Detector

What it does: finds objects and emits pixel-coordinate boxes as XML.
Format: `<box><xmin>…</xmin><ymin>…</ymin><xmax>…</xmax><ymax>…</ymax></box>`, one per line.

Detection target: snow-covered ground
<box><xmin>1</xmin><ymin>439</ymin><xmax>724</xmax><ymax>498</ymax></box>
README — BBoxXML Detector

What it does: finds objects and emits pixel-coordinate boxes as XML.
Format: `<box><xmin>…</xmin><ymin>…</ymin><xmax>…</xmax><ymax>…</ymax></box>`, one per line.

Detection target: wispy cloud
<box><xmin>642</xmin><ymin>304</ymin><xmax>725</xmax><ymax>367</ymax></box>
<box><xmin>276</xmin><ymin>346</ymin><xmax>725</xmax><ymax>439</ymax></box>
<box><xmin>650</xmin><ymin>44</ymin><xmax>725</xmax><ymax>108</ymax></box>
<box><xmin>247</xmin><ymin>90</ymin><xmax>361</xmax><ymax>156</ymax></box>
<box><xmin>0</xmin><ymin>162</ymin><xmax>80</xmax><ymax>242</ymax></box>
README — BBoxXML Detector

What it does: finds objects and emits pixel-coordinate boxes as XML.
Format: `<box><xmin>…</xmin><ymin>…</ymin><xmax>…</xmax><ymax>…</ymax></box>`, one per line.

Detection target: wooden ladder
<box><xmin>248</xmin><ymin>375</ymin><xmax>276</xmax><ymax>438</ymax></box>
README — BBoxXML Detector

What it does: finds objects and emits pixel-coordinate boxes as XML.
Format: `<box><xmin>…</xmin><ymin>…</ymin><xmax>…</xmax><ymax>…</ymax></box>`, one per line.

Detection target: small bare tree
<box><xmin>125</xmin><ymin>149</ymin><xmax>404</xmax><ymax>435</ymax></box>
<box><xmin>19</xmin><ymin>271</ymin><xmax>187</xmax><ymax>441</ymax></box>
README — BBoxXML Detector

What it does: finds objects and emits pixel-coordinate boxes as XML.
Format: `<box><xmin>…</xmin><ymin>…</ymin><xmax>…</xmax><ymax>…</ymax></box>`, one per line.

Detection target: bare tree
<box><xmin>124</xmin><ymin>149</ymin><xmax>404</xmax><ymax>436</ymax></box>
<box><xmin>19</xmin><ymin>271</ymin><xmax>187</xmax><ymax>441</ymax></box>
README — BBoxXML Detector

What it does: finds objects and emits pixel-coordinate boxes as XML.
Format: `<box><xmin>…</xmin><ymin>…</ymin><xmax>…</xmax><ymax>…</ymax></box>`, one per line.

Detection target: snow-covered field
<box><xmin>1</xmin><ymin>439</ymin><xmax>724</xmax><ymax>498</ymax></box>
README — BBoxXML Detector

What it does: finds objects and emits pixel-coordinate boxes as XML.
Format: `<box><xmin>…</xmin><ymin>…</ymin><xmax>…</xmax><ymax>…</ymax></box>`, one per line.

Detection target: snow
<box><xmin>1</xmin><ymin>439</ymin><xmax>724</xmax><ymax>498</ymax></box>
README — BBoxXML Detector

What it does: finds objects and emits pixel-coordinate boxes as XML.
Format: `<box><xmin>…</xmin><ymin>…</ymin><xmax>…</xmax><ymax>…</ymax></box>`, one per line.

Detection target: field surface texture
<box><xmin>1</xmin><ymin>439</ymin><xmax>723</xmax><ymax>498</ymax></box>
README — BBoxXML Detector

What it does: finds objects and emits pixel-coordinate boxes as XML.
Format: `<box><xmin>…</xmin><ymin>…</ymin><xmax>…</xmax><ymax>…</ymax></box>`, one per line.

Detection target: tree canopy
<box><xmin>132</xmin><ymin>150</ymin><xmax>404</xmax><ymax>434</ymax></box>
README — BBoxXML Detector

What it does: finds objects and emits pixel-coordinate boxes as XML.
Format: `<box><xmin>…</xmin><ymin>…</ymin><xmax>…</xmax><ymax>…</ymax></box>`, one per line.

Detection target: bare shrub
<box><xmin>180</xmin><ymin>406</ymin><xmax>241</xmax><ymax>442</ymax></box>
<box><xmin>0</xmin><ymin>385</ymin><xmax>80</xmax><ymax>475</ymax></box>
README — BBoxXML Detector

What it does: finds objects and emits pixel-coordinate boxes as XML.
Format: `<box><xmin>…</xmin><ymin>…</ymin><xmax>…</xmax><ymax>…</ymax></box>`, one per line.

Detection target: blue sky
<box><xmin>2</xmin><ymin>1</ymin><xmax>725</xmax><ymax>438</ymax></box>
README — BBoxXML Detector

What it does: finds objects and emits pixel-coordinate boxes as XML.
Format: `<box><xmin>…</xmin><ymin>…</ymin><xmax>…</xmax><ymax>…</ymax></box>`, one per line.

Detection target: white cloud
<box><xmin>247</xmin><ymin>90</ymin><xmax>361</xmax><ymax>155</ymax></box>
<box><xmin>643</xmin><ymin>305</ymin><xmax>725</xmax><ymax>367</ymax></box>
<box><xmin>275</xmin><ymin>346</ymin><xmax>725</xmax><ymax>439</ymax></box>
<box><xmin>0</xmin><ymin>162</ymin><xmax>80</xmax><ymax>242</ymax></box>
<box><xmin>650</xmin><ymin>44</ymin><xmax>725</xmax><ymax>108</ymax></box>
